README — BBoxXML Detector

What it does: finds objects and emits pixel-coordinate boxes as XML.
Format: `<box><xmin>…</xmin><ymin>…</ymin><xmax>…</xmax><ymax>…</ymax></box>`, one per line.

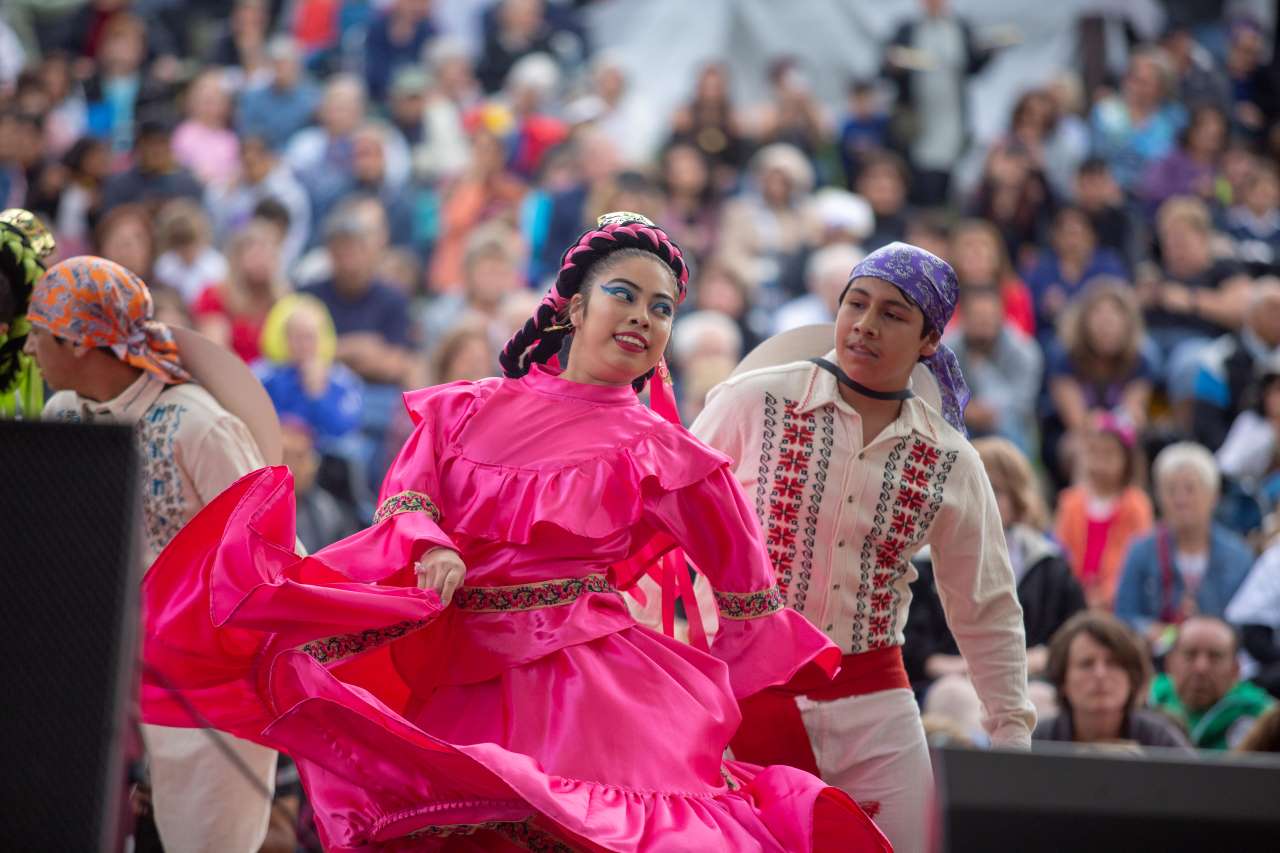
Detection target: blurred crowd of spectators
<box><xmin>5</xmin><ymin>0</ymin><xmax>1280</xmax><ymax>776</ymax></box>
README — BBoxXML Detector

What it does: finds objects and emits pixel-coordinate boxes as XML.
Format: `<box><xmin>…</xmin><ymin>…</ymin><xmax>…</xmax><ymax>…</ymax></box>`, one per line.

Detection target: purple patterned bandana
<box><xmin>845</xmin><ymin>241</ymin><xmax>971</xmax><ymax>434</ymax></box>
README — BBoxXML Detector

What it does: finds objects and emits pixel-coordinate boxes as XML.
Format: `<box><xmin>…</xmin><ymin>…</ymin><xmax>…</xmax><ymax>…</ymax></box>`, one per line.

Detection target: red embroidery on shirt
<box><xmin>778</xmin><ymin>447</ymin><xmax>808</xmax><ymax>473</ymax></box>
<box><xmin>910</xmin><ymin>443</ymin><xmax>941</xmax><ymax>466</ymax></box>
<box><xmin>852</xmin><ymin>434</ymin><xmax>957</xmax><ymax>654</ymax></box>
<box><xmin>770</xmin><ymin>497</ymin><xmax>800</xmax><ymax>525</ymax></box>
<box><xmin>772</xmin><ymin>476</ymin><xmax>803</xmax><ymax>501</ymax></box>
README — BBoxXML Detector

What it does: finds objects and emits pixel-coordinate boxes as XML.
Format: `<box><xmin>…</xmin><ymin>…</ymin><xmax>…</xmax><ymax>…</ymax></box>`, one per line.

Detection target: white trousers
<box><xmin>141</xmin><ymin>723</ymin><xmax>277</xmax><ymax>853</ymax></box>
<box><xmin>797</xmin><ymin>688</ymin><xmax>933</xmax><ymax>853</ymax></box>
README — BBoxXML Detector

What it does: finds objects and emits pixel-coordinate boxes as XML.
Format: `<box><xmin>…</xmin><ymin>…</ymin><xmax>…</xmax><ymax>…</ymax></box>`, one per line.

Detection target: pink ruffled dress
<box><xmin>141</xmin><ymin>365</ymin><xmax>889</xmax><ymax>851</ymax></box>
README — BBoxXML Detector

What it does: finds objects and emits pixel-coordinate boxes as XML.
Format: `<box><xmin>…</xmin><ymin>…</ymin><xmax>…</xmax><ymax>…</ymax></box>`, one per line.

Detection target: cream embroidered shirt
<box><xmin>691</xmin><ymin>354</ymin><xmax>1035</xmax><ymax>747</ymax></box>
<box><xmin>45</xmin><ymin>372</ymin><xmax>265</xmax><ymax>569</ymax></box>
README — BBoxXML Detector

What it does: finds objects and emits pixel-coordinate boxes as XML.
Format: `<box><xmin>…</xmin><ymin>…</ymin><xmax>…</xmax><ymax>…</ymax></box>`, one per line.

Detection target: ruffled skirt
<box><xmin>141</xmin><ymin>468</ymin><xmax>889</xmax><ymax>852</ymax></box>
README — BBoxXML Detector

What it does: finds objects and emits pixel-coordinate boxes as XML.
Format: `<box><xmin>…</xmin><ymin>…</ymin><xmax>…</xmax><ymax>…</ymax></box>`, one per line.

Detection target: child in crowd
<box><xmin>1055</xmin><ymin>412</ymin><xmax>1154</xmax><ymax>610</ymax></box>
<box><xmin>152</xmin><ymin>198</ymin><xmax>228</xmax><ymax>305</ymax></box>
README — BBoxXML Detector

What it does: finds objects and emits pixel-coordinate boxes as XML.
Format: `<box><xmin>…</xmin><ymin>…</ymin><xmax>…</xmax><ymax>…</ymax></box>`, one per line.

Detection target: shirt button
<box><xmin>846</xmin><ymin>495</ymin><xmax>854</xmax><ymax>504</ymax></box>
<box><xmin>858</xmin><ymin>452</ymin><xmax>866</xmax><ymax>460</ymax></box>
<box><xmin>837</xmin><ymin>540</ymin><xmax>846</xmax><ymax>548</ymax></box>
<box><xmin>825</xmin><ymin>624</ymin><xmax>834</xmax><ymax>631</ymax></box>
<box><xmin>833</xmin><ymin>584</ymin><xmax>841</xmax><ymax>591</ymax></box>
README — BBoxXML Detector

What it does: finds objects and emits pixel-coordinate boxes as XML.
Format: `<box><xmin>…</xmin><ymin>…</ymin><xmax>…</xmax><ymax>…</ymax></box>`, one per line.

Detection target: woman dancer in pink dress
<box><xmin>141</xmin><ymin>213</ymin><xmax>889</xmax><ymax>851</ymax></box>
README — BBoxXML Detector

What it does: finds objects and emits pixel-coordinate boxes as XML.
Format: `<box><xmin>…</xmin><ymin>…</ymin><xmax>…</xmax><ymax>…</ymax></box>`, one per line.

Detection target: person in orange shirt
<box><xmin>1055</xmin><ymin>411</ymin><xmax>1154</xmax><ymax>609</ymax></box>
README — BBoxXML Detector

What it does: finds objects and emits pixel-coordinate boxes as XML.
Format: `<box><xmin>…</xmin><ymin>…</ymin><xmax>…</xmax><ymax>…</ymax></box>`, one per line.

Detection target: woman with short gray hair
<box><xmin>1115</xmin><ymin>442</ymin><xmax>1254</xmax><ymax>649</ymax></box>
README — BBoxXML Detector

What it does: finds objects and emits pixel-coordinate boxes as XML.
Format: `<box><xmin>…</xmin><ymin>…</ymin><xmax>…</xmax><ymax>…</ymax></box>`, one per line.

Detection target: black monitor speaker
<box><xmin>0</xmin><ymin>420</ymin><xmax>140</xmax><ymax>852</ymax></box>
<box><xmin>931</xmin><ymin>742</ymin><xmax>1280</xmax><ymax>853</ymax></box>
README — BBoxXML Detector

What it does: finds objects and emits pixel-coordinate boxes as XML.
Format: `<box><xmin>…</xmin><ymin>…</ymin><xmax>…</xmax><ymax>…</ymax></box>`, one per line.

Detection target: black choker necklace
<box><xmin>810</xmin><ymin>358</ymin><xmax>914</xmax><ymax>402</ymax></box>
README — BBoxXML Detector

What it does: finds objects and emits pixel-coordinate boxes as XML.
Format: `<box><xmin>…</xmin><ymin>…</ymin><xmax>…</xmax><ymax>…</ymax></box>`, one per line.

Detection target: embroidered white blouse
<box><xmin>45</xmin><ymin>372</ymin><xmax>265</xmax><ymax>568</ymax></box>
<box><xmin>691</xmin><ymin>355</ymin><xmax>1035</xmax><ymax>747</ymax></box>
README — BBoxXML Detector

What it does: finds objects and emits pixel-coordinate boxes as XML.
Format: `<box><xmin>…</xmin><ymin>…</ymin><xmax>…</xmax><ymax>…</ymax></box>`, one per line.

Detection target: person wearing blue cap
<box><xmin>692</xmin><ymin>241</ymin><xmax>1035</xmax><ymax>853</ymax></box>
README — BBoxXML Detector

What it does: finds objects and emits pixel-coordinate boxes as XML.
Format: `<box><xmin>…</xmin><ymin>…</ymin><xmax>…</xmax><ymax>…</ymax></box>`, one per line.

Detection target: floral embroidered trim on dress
<box><xmin>452</xmin><ymin>574</ymin><xmax>615</xmax><ymax>612</ymax></box>
<box><xmin>407</xmin><ymin>818</ymin><xmax>576</xmax><ymax>851</ymax></box>
<box><xmin>373</xmin><ymin>490</ymin><xmax>442</xmax><ymax>524</ymax></box>
<box><xmin>300</xmin><ymin>619</ymin><xmax>431</xmax><ymax>664</ymax></box>
<box><xmin>713</xmin><ymin>585</ymin><xmax>785</xmax><ymax>620</ymax></box>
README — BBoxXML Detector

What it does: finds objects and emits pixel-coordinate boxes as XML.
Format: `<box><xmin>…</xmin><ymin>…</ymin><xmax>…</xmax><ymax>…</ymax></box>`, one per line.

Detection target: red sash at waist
<box><xmin>730</xmin><ymin>646</ymin><xmax>910</xmax><ymax>777</ymax></box>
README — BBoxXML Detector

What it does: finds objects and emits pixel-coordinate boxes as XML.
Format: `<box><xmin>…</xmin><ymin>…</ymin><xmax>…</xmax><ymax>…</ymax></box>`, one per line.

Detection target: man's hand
<box><xmin>415</xmin><ymin>548</ymin><xmax>467</xmax><ymax>606</ymax></box>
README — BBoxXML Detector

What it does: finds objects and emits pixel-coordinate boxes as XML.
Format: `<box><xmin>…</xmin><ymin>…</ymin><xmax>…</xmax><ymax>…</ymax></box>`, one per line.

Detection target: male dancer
<box><xmin>24</xmin><ymin>256</ymin><xmax>278</xmax><ymax>853</ymax></box>
<box><xmin>692</xmin><ymin>242</ymin><xmax>1034</xmax><ymax>852</ymax></box>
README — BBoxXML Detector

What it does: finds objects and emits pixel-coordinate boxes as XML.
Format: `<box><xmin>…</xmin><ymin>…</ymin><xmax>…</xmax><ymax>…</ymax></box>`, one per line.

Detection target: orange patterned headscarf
<box><xmin>28</xmin><ymin>256</ymin><xmax>191</xmax><ymax>384</ymax></box>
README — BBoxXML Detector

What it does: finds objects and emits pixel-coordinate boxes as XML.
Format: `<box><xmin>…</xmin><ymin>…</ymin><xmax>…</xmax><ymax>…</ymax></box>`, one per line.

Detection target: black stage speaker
<box><xmin>931</xmin><ymin>742</ymin><xmax>1280</xmax><ymax>853</ymax></box>
<box><xmin>0</xmin><ymin>420</ymin><xmax>140</xmax><ymax>852</ymax></box>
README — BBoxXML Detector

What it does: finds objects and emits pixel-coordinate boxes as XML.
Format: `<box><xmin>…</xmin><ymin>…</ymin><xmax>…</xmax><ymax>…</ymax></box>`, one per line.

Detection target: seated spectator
<box><xmin>53</xmin><ymin>136</ymin><xmax>111</xmax><ymax>258</ymax></box>
<box><xmin>417</xmin><ymin>222</ymin><xmax>525</xmax><ymax>354</ymax></box>
<box><xmin>691</xmin><ymin>255</ymin><xmax>763</xmax><ymax>355</ymax></box>
<box><xmin>1074</xmin><ymin>157</ymin><xmax>1143</xmax><ymax>270</ymax></box>
<box><xmin>968</xmin><ymin>141</ymin><xmax>1053</xmax><ymax>268</ymax></box>
<box><xmin>837</xmin><ymin>79</ymin><xmax>889</xmax><ymax>188</ymax></box>
<box><xmin>1055</xmin><ymin>413</ymin><xmax>1154</xmax><ymax>610</ymax></box>
<box><xmin>1034</xmin><ymin>611</ymin><xmax>1193</xmax><ymax>750</ymax></box>
<box><xmin>1214</xmin><ymin>355</ymin><xmax>1280</xmax><ymax>518</ymax></box>
<box><xmin>718</xmin><ymin>143</ymin><xmax>816</xmax><ymax>304</ymax></box>
<box><xmin>1089</xmin><ymin>47</ymin><xmax>1187</xmax><ymax>194</ymax></box>
<box><xmin>286</xmin><ymin>74</ymin><xmax>411</xmax><ymax>210</ymax></box>
<box><xmin>362</xmin><ymin>0</ymin><xmax>435</xmax><ymax>103</ymax></box>
<box><xmin>906</xmin><ymin>438</ymin><xmax>1084</xmax><ymax>695</ymax></box>
<box><xmin>669</xmin><ymin>310</ymin><xmax>743</xmax><ymax>395</ymax></box>
<box><xmin>1041</xmin><ymin>73</ymin><xmax>1092</xmax><ymax>203</ymax></box>
<box><xmin>1226</xmin><ymin>539</ymin><xmax>1280</xmax><ymax>698</ymax></box>
<box><xmin>208</xmin><ymin>0</ymin><xmax>270</xmax><ymax>83</ymax></box>
<box><xmin>427</xmin><ymin>124</ymin><xmax>526</xmax><ymax>293</ymax></box>
<box><xmin>1221</xmin><ymin>159</ymin><xmax>1280</xmax><ymax>278</ymax></box>
<box><xmin>256</xmin><ymin>294</ymin><xmax>364</xmax><ymax>449</ymax></box>
<box><xmin>1223</xmin><ymin>18</ymin><xmax>1276</xmax><ymax>138</ymax></box>
<box><xmin>495</xmin><ymin>53</ymin><xmax>570</xmax><ymax>182</ymax></box>
<box><xmin>94</xmin><ymin>203</ymin><xmax>157</xmax><ymax>282</ymax></box>
<box><xmin>1115</xmin><ymin>442</ymin><xmax>1255</xmax><ymax>645</ymax></box>
<box><xmin>1150</xmin><ymin>616</ymin><xmax>1275</xmax><ymax>749</ymax></box>
<box><xmin>100</xmin><ymin>111</ymin><xmax>203</xmax><ymax>213</ymax></box>
<box><xmin>1023</xmin><ymin>206</ymin><xmax>1128</xmax><ymax>344</ymax></box>
<box><xmin>949</xmin><ymin>217</ymin><xmax>1035</xmax><ymax>338</ymax></box>
<box><xmin>657</xmin><ymin>141</ymin><xmax>721</xmax><ymax>267</ymax></box>
<box><xmin>236</xmin><ymin>36</ymin><xmax>321</xmax><ymax>152</ymax></box>
<box><xmin>300</xmin><ymin>212</ymin><xmax>414</xmax><ymax>387</ymax></box>
<box><xmin>427</xmin><ymin>322</ymin><xmax>498</xmax><ymax>386</ymax></box>
<box><xmin>1190</xmin><ymin>280</ymin><xmax>1280</xmax><ymax>451</ymax></box>
<box><xmin>944</xmin><ymin>286</ymin><xmax>1042</xmax><ymax>451</ymax></box>
<box><xmin>1138</xmin><ymin>103</ymin><xmax>1227</xmax><ymax>215</ymax></box>
<box><xmin>152</xmin><ymin>198</ymin><xmax>228</xmax><ymax>305</ymax></box>
<box><xmin>668</xmin><ymin>62</ymin><xmax>748</xmax><ymax>192</ymax></box>
<box><xmin>333</xmin><ymin>123</ymin><xmax>417</xmax><ymax>250</ymax></box>
<box><xmin>206</xmin><ymin>134</ymin><xmax>312</xmax><ymax>274</ymax></box>
<box><xmin>1137</xmin><ymin>195</ymin><xmax>1253</xmax><ymax>402</ymax></box>
<box><xmin>856</xmin><ymin>150</ymin><xmax>911</xmax><ymax>251</ymax></box>
<box><xmin>475</xmin><ymin>0</ymin><xmax>580</xmax><ymax>95</ymax></box>
<box><xmin>808</xmin><ymin>187</ymin><xmax>874</xmax><ymax>251</ymax></box>
<box><xmin>192</xmin><ymin>219</ymin><xmax>288</xmax><ymax>363</ymax></box>
<box><xmin>81</xmin><ymin>14</ymin><xmax>173</xmax><ymax>155</ymax></box>
<box><xmin>171</xmin><ymin>69</ymin><xmax>240</xmax><ymax>190</ymax></box>
<box><xmin>772</xmin><ymin>243</ymin><xmax>862</xmax><ymax>335</ymax></box>
<box><xmin>1041</xmin><ymin>279</ymin><xmax>1154</xmax><ymax>487</ymax></box>
<box><xmin>748</xmin><ymin>56</ymin><xmax>830</xmax><ymax>162</ymax></box>
<box><xmin>280</xmin><ymin>417</ymin><xmax>359</xmax><ymax>553</ymax></box>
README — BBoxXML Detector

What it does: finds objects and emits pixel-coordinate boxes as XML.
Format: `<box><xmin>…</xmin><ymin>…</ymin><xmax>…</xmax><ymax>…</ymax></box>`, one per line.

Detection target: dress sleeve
<box><xmin>928</xmin><ymin>449</ymin><xmax>1037</xmax><ymax>748</ymax></box>
<box><xmin>643</xmin><ymin>462</ymin><xmax>841</xmax><ymax>699</ymax></box>
<box><xmin>311</xmin><ymin>389</ymin><xmax>465</xmax><ymax>583</ymax></box>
